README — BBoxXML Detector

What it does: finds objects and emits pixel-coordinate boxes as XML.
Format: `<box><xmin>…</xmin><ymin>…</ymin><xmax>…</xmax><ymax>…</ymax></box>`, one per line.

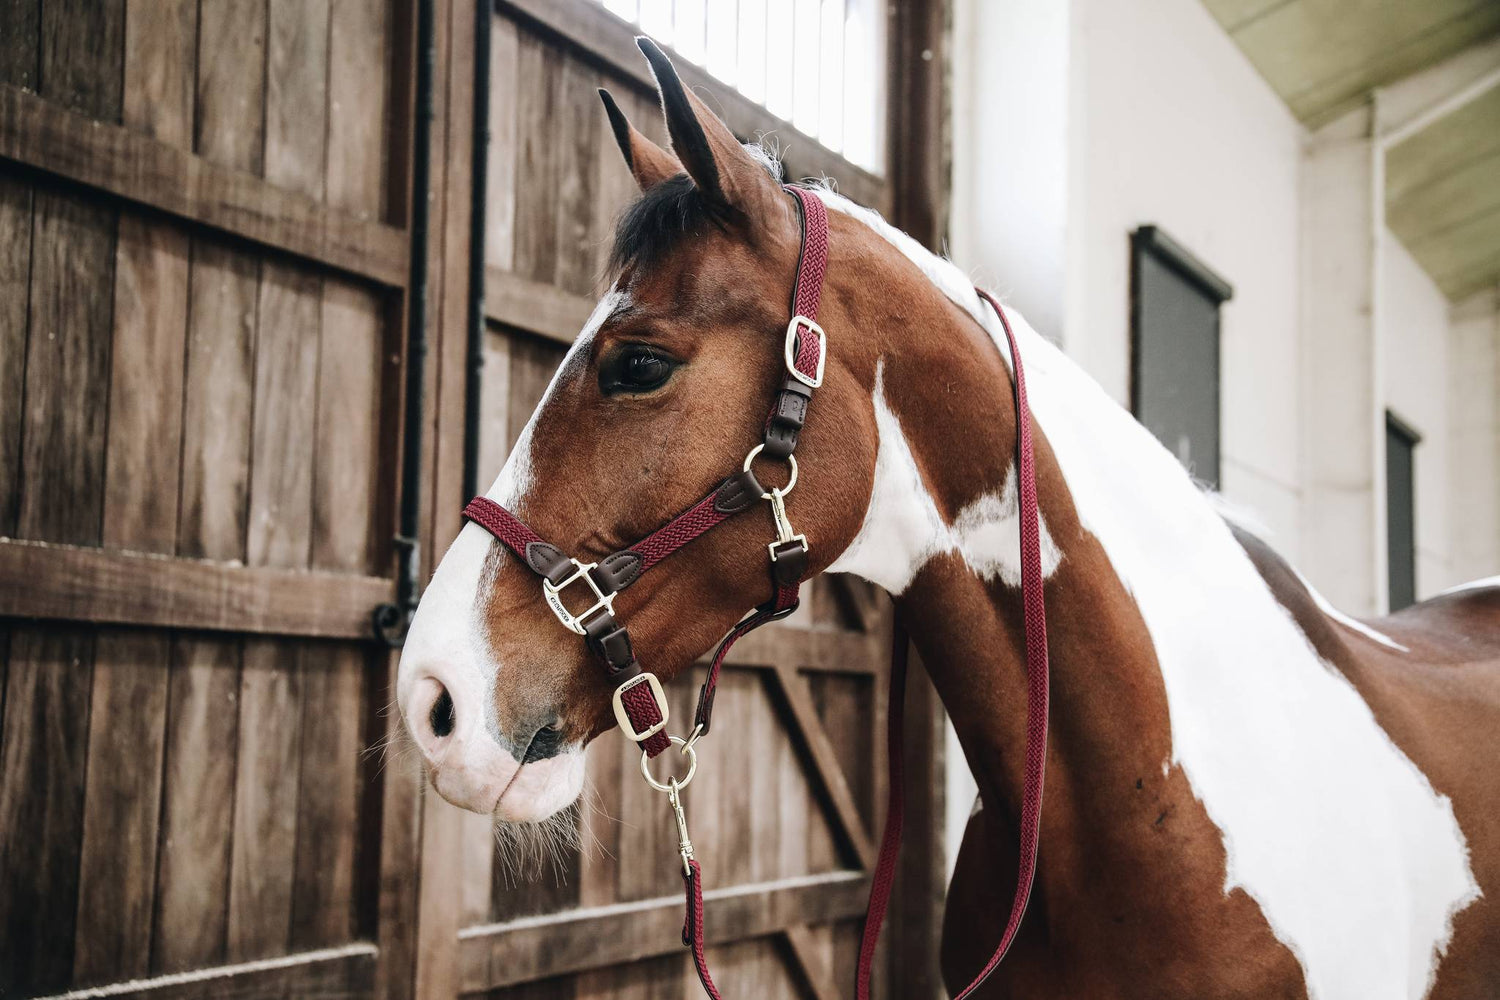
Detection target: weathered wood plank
<box><xmin>486</xmin><ymin>15</ymin><xmax>521</xmax><ymax>271</ymax></box>
<box><xmin>577</xmin><ymin>726</ymin><xmax>621</xmax><ymax>908</ymax></box>
<box><xmin>15</xmin><ymin>189</ymin><xmax>117</xmax><ymax>545</ymax></box>
<box><xmin>0</xmin><ymin>177</ymin><xmax>31</xmax><ymax>538</ymax></box>
<box><xmin>327</xmin><ymin>0</ymin><xmax>390</xmax><ymax>219</ymax></box>
<box><xmin>554</xmin><ymin>53</ymin><xmax>601</xmax><ymax>297</ymax></box>
<box><xmin>506</xmin><ymin>336</ymin><xmax>567</xmax><ymax>454</ymax></box>
<box><xmin>194</xmin><ymin>0</ymin><xmax>265</xmax><ymax>173</ymax></box>
<box><xmin>0</xmin><ymin>538</ymin><xmax>392</xmax><ymax>638</ymax></box>
<box><xmin>723</xmin><ymin>620</ymin><xmax>885</xmax><ymax>675</ymax></box>
<box><xmin>247</xmin><ymin>264</ymin><xmax>321</xmax><ymax>568</ymax></box>
<box><xmin>290</xmin><ymin>644</ymin><xmax>364</xmax><ymax>949</ymax></box>
<box><xmin>153</xmin><ymin>635</ymin><xmax>240</xmax><ymax>974</ymax></box>
<box><xmin>0</xmin><ymin>0</ymin><xmax>36</xmax><ymax>541</ymax></box>
<box><xmin>513</xmin><ymin>31</ymin><xmax>561</xmax><ymax>284</ymax></box>
<box><xmin>40</xmin><ymin>0</ymin><xmax>125</xmax><ymax>119</ymax></box>
<box><xmin>104</xmin><ymin>213</ymin><xmax>189</xmax><ymax>552</ymax></box>
<box><xmin>495</xmin><ymin>0</ymin><xmax>891</xmax><ymax>212</ymax></box>
<box><xmin>476</xmin><ymin>327</ymin><xmax>514</xmax><ymax>491</ymax></box>
<box><xmin>228</xmin><ymin>639</ymin><xmax>304</xmax><ymax>961</ymax></box>
<box><xmin>781</xmin><ymin>924</ymin><xmax>842</xmax><ymax>1000</ymax></box>
<box><xmin>312</xmin><ymin>280</ymin><xmax>383</xmax><ymax>573</ymax></box>
<box><xmin>0</xmin><ymin>85</ymin><xmax>410</xmax><ymax>287</ymax></box>
<box><xmin>485</xmin><ymin>266</ymin><xmax>595</xmax><ymax>344</ymax></box>
<box><xmin>0</xmin><ymin>628</ymin><xmax>94</xmax><ymax>996</ymax></box>
<box><xmin>0</xmin><ymin>0</ymin><xmax>40</xmax><ymax>90</ymax></box>
<box><xmin>72</xmin><ymin>629</ymin><xmax>171</xmax><ymax>985</ymax></box>
<box><xmin>459</xmin><ymin>870</ymin><xmax>870</xmax><ymax>992</ymax></box>
<box><xmin>374</xmin><ymin>648</ymin><xmax>422</xmax><ymax>1000</ymax></box>
<box><xmin>177</xmin><ymin>239</ymin><xmax>257</xmax><ymax>561</ymax></box>
<box><xmin>266</xmin><ymin>0</ymin><xmax>329</xmax><ymax>201</ymax></box>
<box><xmin>45</xmin><ymin>944</ymin><xmax>376</xmax><ymax>1000</ymax></box>
<box><xmin>768</xmin><ymin>663</ymin><xmax>876</xmax><ymax>870</ymax></box>
<box><xmin>122</xmin><ymin>0</ymin><xmax>196</xmax><ymax>148</ymax></box>
<box><xmin>3</xmin><ymin>12</ymin><xmax>121</xmax><ymax>990</ymax></box>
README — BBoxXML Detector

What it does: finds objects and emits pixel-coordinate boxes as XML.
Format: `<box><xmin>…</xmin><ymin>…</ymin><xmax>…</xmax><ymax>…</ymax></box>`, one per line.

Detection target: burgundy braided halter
<box><xmin>460</xmin><ymin>184</ymin><xmax>1050</xmax><ymax>999</ymax></box>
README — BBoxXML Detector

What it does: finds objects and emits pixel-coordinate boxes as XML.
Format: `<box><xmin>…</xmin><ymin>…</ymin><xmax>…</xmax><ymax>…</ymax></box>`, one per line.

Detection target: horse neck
<box><xmin>840</xmin><ymin>306</ymin><xmax>1192</xmax><ymax>878</ymax></box>
<box><xmin>819</xmin><ymin>200</ymin><xmax>1298</xmax><ymax>892</ymax></box>
<box><xmin>821</xmin><ymin>195</ymin><xmax>1482</xmax><ymax>984</ymax></box>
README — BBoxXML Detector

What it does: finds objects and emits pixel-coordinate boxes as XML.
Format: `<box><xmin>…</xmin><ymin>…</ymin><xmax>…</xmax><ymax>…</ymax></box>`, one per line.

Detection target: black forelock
<box><xmin>606</xmin><ymin>142</ymin><xmax>786</xmax><ymax>275</ymax></box>
<box><xmin>607</xmin><ymin>173</ymin><xmax>731</xmax><ymax>275</ymax></box>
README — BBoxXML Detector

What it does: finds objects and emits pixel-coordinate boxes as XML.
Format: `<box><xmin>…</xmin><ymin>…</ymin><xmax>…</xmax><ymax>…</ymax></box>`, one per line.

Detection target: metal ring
<box><xmin>640</xmin><ymin>735</ymin><xmax>698</xmax><ymax>792</ymax></box>
<box><xmin>741</xmin><ymin>444</ymin><xmax>798</xmax><ymax>498</ymax></box>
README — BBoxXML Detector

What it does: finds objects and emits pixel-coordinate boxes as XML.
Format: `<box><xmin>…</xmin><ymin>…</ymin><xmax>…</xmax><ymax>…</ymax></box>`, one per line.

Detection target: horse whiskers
<box><xmin>488</xmin><ymin>769</ymin><xmax>621</xmax><ymax>887</ymax></box>
<box><xmin>490</xmin><ymin>803</ymin><xmax>588</xmax><ymax>888</ymax></box>
<box><xmin>364</xmin><ymin>700</ymin><xmax>424</xmax><ymax>779</ymax></box>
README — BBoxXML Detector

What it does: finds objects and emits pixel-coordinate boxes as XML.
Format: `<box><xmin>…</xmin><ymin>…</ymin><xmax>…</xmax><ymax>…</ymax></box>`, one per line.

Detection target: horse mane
<box><xmin>607</xmin><ymin>140</ymin><xmax>787</xmax><ymax>274</ymax></box>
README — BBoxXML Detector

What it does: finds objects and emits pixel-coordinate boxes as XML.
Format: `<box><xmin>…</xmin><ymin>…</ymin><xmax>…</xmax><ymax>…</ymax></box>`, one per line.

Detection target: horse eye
<box><xmin>602</xmin><ymin>346</ymin><xmax>677</xmax><ymax>395</ymax></box>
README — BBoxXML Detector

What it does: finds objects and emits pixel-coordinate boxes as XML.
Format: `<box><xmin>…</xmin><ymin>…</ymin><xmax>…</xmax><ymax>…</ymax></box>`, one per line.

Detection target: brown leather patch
<box><xmin>714</xmin><ymin>470</ymin><xmax>763</xmax><ymax>514</ymax></box>
<box><xmin>593</xmin><ymin>551</ymin><xmax>644</xmax><ymax>592</ymax></box>
<box><xmin>525</xmin><ymin>541</ymin><xmax>572</xmax><ymax>583</ymax></box>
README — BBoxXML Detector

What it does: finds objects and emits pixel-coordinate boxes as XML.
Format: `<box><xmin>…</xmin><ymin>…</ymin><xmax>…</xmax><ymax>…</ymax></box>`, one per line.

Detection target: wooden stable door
<box><xmin>0</xmin><ymin>0</ymin><xmax>415</xmax><ymax>996</ymax></box>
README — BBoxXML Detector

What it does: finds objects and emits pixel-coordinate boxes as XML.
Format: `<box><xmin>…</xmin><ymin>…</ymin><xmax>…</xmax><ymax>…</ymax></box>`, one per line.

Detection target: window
<box><xmin>1130</xmin><ymin>226</ymin><xmax>1233</xmax><ymax>488</ymax></box>
<box><xmin>597</xmin><ymin>0</ymin><xmax>886</xmax><ymax>171</ymax></box>
<box><xmin>1386</xmin><ymin>411</ymin><xmax>1420</xmax><ymax>611</ymax></box>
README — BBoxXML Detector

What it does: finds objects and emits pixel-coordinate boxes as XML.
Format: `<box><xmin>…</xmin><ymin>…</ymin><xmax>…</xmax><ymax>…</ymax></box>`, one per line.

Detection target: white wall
<box><xmin>950</xmin><ymin>0</ymin><xmax>1071</xmax><ymax>338</ymax></box>
<box><xmin>1448</xmin><ymin>290</ymin><xmax>1500</xmax><ymax>587</ymax></box>
<box><xmin>1066</xmin><ymin>0</ymin><xmax>1308</xmax><ymax>556</ymax></box>
<box><xmin>1382</xmin><ymin>234</ymin><xmax>1454</xmax><ymax>597</ymax></box>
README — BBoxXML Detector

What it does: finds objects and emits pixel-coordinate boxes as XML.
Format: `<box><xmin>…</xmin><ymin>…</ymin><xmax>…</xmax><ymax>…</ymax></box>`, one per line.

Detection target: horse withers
<box><xmin>396</xmin><ymin>39</ymin><xmax>1500</xmax><ymax>999</ymax></box>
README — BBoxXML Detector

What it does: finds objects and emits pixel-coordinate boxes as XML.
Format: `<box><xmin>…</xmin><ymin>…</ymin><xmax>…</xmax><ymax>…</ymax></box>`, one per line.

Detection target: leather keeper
<box><xmin>526</xmin><ymin>541</ymin><xmax>573</xmax><ymax>584</ymax></box>
<box><xmin>770</xmin><ymin>540</ymin><xmax>808</xmax><ymax>586</ymax></box>
<box><xmin>591</xmin><ymin>551</ymin><xmax>643</xmax><ymax>592</ymax></box>
<box><xmin>761</xmin><ymin>422</ymin><xmax>798</xmax><ymax>461</ymax></box>
<box><xmin>714</xmin><ymin>470</ymin><xmax>764</xmax><ymax>513</ymax></box>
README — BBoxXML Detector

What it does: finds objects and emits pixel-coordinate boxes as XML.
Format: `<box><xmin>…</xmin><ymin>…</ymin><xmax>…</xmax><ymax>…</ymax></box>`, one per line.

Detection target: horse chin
<box><xmin>492</xmin><ymin>748</ymin><xmax>588</xmax><ymax>824</ymax></box>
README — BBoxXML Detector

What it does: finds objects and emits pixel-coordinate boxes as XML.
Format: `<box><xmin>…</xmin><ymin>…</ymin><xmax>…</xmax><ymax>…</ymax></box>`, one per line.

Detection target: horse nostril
<box><xmin>429</xmin><ymin>687</ymin><xmax>455</xmax><ymax>739</ymax></box>
<box><xmin>522</xmin><ymin>724</ymin><xmax>565</xmax><ymax>764</ymax></box>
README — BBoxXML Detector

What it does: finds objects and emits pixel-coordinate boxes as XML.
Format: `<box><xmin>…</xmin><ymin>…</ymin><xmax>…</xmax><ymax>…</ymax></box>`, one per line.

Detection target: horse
<box><xmin>395</xmin><ymin>38</ymin><xmax>1500</xmax><ymax>999</ymax></box>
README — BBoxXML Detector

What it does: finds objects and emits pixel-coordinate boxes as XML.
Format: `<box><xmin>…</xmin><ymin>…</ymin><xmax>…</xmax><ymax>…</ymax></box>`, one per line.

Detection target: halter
<box><xmin>461</xmin><ymin>185</ymin><xmax>1051</xmax><ymax>999</ymax></box>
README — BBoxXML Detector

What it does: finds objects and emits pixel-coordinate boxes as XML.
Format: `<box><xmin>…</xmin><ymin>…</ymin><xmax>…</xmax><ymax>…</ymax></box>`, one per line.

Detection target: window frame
<box><xmin>1128</xmin><ymin>225</ymin><xmax>1235</xmax><ymax>487</ymax></box>
<box><xmin>1385</xmin><ymin>409</ymin><xmax>1422</xmax><ymax>611</ymax></box>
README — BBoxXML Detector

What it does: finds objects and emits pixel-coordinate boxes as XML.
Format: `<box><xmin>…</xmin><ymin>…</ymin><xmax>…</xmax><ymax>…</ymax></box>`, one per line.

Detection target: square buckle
<box><xmin>784</xmin><ymin>315</ymin><xmax>826</xmax><ymax>389</ymax></box>
<box><xmin>768</xmin><ymin>535</ymin><xmax>808</xmax><ymax>561</ymax></box>
<box><xmin>612</xmin><ymin>672</ymin><xmax>670</xmax><ymax>742</ymax></box>
<box><xmin>541</xmin><ymin>559</ymin><xmax>615</xmax><ymax>635</ymax></box>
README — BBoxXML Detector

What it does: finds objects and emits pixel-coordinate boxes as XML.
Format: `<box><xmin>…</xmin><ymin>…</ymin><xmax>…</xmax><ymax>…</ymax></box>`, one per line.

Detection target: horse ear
<box><xmin>599</xmin><ymin>88</ymin><xmax>681</xmax><ymax>192</ymax></box>
<box><xmin>635</xmin><ymin>37</ymin><xmax>781</xmax><ymax>217</ymax></box>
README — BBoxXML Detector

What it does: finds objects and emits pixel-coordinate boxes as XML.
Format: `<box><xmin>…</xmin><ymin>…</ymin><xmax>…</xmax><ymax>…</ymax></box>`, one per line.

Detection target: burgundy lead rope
<box><xmin>461</xmin><ymin>185</ymin><xmax>1049</xmax><ymax>997</ymax></box>
<box><xmin>851</xmin><ymin>293</ymin><xmax>1050</xmax><ymax>999</ymax></box>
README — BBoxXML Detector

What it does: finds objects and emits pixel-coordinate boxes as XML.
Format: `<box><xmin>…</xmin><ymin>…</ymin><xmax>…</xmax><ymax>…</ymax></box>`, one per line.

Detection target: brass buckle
<box><xmin>541</xmin><ymin>558</ymin><xmax>615</xmax><ymax>635</ymax></box>
<box><xmin>613</xmin><ymin>671</ymin><xmax>671</xmax><ymax>743</ymax></box>
<box><xmin>784</xmin><ymin>315</ymin><xmax>827</xmax><ymax>388</ymax></box>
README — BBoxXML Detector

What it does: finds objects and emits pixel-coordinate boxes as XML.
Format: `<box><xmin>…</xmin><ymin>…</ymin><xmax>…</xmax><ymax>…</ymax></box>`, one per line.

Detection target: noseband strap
<box><xmin>458</xmin><ymin>185</ymin><xmax>1050</xmax><ymax>1000</ymax></box>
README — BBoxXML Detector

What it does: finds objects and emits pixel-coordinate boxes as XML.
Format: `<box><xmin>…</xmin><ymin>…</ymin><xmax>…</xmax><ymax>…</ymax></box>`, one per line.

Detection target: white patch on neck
<box><xmin>814</xmin><ymin>186</ymin><xmax>1480</xmax><ymax>998</ymax></box>
<box><xmin>825</xmin><ymin>362</ymin><xmax>1060</xmax><ymax>593</ymax></box>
